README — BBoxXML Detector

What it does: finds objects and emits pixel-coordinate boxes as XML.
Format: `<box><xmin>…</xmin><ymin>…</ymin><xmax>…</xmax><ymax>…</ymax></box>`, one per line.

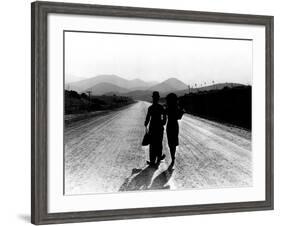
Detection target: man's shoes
<box><xmin>160</xmin><ymin>154</ymin><xmax>166</xmax><ymax>160</ymax></box>
<box><xmin>156</xmin><ymin>154</ymin><xmax>166</xmax><ymax>165</ymax></box>
<box><xmin>146</xmin><ymin>161</ymin><xmax>158</xmax><ymax>169</ymax></box>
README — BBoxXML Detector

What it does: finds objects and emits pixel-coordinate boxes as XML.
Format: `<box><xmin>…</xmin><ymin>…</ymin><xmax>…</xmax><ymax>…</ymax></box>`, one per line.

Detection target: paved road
<box><xmin>65</xmin><ymin>101</ymin><xmax>252</xmax><ymax>195</ymax></box>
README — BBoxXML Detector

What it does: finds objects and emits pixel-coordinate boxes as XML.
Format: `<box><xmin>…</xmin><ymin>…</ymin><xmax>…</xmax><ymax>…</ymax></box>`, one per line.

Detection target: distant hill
<box><xmin>67</xmin><ymin>75</ymin><xmax>128</xmax><ymax>92</ymax></box>
<box><xmin>122</xmin><ymin>90</ymin><xmax>153</xmax><ymax>102</ymax></box>
<box><xmin>85</xmin><ymin>82</ymin><xmax>130</xmax><ymax>95</ymax></box>
<box><xmin>127</xmin><ymin>78</ymin><xmax>158</xmax><ymax>90</ymax></box>
<box><xmin>168</xmin><ymin>83</ymin><xmax>245</xmax><ymax>97</ymax></box>
<box><xmin>65</xmin><ymin>74</ymin><xmax>85</xmax><ymax>84</ymax></box>
<box><xmin>66</xmin><ymin>74</ymin><xmax>247</xmax><ymax>102</ymax></box>
<box><xmin>67</xmin><ymin>75</ymin><xmax>156</xmax><ymax>92</ymax></box>
<box><xmin>148</xmin><ymin>78</ymin><xmax>189</xmax><ymax>93</ymax></box>
<box><xmin>191</xmin><ymin>83</ymin><xmax>244</xmax><ymax>92</ymax></box>
<box><xmin>122</xmin><ymin>83</ymin><xmax>248</xmax><ymax>102</ymax></box>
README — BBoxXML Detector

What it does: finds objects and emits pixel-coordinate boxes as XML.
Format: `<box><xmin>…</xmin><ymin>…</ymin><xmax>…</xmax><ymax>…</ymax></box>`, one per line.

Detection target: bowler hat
<box><xmin>152</xmin><ymin>91</ymin><xmax>160</xmax><ymax>98</ymax></box>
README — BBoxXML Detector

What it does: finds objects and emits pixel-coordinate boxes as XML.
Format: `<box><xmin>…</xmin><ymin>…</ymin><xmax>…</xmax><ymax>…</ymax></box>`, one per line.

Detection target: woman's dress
<box><xmin>166</xmin><ymin>108</ymin><xmax>184</xmax><ymax>147</ymax></box>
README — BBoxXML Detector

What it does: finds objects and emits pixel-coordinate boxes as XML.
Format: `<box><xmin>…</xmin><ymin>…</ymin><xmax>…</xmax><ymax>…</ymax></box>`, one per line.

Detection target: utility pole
<box><xmin>86</xmin><ymin>91</ymin><xmax>92</xmax><ymax>111</ymax></box>
<box><xmin>86</xmin><ymin>91</ymin><xmax>92</xmax><ymax>98</ymax></box>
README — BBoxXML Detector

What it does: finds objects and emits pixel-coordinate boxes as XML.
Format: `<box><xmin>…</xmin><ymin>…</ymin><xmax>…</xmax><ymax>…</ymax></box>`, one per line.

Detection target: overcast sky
<box><xmin>65</xmin><ymin>31</ymin><xmax>252</xmax><ymax>86</ymax></box>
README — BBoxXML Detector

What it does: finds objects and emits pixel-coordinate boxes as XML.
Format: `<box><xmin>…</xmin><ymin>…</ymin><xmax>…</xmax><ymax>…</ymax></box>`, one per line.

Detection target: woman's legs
<box><xmin>166</xmin><ymin>123</ymin><xmax>178</xmax><ymax>166</ymax></box>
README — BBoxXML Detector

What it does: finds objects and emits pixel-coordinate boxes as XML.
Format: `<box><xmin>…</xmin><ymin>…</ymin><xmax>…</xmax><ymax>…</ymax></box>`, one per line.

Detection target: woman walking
<box><xmin>165</xmin><ymin>93</ymin><xmax>184</xmax><ymax>168</ymax></box>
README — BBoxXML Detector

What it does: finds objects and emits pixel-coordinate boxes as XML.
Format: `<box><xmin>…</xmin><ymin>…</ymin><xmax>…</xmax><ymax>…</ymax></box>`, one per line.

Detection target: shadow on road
<box><xmin>149</xmin><ymin>167</ymin><xmax>174</xmax><ymax>190</ymax></box>
<box><xmin>119</xmin><ymin>164</ymin><xmax>174</xmax><ymax>192</ymax></box>
<box><xmin>119</xmin><ymin>166</ymin><xmax>156</xmax><ymax>191</ymax></box>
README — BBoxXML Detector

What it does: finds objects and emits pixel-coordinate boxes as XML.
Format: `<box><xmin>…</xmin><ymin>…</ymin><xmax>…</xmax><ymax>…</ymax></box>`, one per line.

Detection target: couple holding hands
<box><xmin>144</xmin><ymin>91</ymin><xmax>184</xmax><ymax>169</ymax></box>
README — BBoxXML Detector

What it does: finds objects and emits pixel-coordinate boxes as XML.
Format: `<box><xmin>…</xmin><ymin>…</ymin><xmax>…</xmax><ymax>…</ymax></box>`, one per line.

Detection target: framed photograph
<box><xmin>31</xmin><ymin>1</ymin><xmax>274</xmax><ymax>225</ymax></box>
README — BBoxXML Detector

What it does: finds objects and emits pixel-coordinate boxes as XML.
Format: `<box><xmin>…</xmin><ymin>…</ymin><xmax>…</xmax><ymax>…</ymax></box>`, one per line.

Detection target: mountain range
<box><xmin>67</xmin><ymin>75</ymin><xmax>158</xmax><ymax>92</ymax></box>
<box><xmin>66</xmin><ymin>74</ymin><xmax>189</xmax><ymax>95</ymax></box>
<box><xmin>85</xmin><ymin>82</ymin><xmax>131</xmax><ymax>95</ymax></box>
<box><xmin>66</xmin><ymin>74</ymin><xmax>244</xmax><ymax>100</ymax></box>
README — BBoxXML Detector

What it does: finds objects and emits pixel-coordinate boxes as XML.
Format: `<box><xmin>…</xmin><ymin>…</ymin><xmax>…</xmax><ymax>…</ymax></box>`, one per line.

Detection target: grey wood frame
<box><xmin>31</xmin><ymin>1</ymin><xmax>274</xmax><ymax>225</ymax></box>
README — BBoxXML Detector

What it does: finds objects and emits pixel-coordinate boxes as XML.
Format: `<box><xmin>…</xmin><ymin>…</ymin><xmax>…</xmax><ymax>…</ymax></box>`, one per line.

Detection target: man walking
<box><xmin>144</xmin><ymin>91</ymin><xmax>166</xmax><ymax>167</ymax></box>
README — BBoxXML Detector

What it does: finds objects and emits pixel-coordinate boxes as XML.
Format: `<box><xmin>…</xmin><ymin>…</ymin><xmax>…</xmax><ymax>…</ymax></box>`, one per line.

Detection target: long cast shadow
<box><xmin>119</xmin><ymin>164</ymin><xmax>175</xmax><ymax>192</ymax></box>
<box><xmin>149</xmin><ymin>166</ymin><xmax>174</xmax><ymax>190</ymax></box>
<box><xmin>119</xmin><ymin>166</ymin><xmax>157</xmax><ymax>191</ymax></box>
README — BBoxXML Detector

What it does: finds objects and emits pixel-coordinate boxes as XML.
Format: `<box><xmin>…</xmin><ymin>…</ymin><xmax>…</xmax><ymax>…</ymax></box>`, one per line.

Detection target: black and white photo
<box><xmin>64</xmin><ymin>31</ymin><xmax>253</xmax><ymax>195</ymax></box>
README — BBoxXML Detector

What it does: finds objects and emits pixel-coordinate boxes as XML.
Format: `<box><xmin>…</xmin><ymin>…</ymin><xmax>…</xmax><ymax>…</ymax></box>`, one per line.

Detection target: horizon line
<box><xmin>65</xmin><ymin>74</ymin><xmax>251</xmax><ymax>87</ymax></box>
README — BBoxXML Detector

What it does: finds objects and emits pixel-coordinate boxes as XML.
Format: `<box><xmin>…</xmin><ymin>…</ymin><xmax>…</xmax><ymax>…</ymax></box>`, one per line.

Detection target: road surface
<box><xmin>65</xmin><ymin>101</ymin><xmax>252</xmax><ymax>195</ymax></box>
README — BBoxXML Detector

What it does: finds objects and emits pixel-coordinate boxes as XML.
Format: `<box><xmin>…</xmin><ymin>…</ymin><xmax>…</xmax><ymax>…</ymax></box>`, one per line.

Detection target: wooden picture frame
<box><xmin>31</xmin><ymin>1</ymin><xmax>274</xmax><ymax>224</ymax></box>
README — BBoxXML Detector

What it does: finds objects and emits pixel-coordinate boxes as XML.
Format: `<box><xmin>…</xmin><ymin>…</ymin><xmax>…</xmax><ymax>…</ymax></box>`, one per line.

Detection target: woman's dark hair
<box><xmin>166</xmin><ymin>93</ymin><xmax>178</xmax><ymax>107</ymax></box>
